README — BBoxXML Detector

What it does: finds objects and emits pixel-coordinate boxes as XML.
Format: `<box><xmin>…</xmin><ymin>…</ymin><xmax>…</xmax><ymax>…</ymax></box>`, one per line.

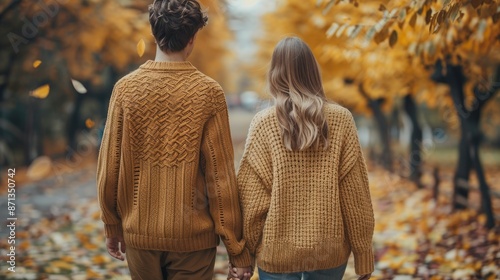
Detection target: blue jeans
<box><xmin>258</xmin><ymin>263</ymin><xmax>347</xmax><ymax>280</ymax></box>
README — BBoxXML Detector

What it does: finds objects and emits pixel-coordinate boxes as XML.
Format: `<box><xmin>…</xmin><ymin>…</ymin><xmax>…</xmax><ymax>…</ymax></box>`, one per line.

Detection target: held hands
<box><xmin>106</xmin><ymin>236</ymin><xmax>126</xmax><ymax>261</ymax></box>
<box><xmin>227</xmin><ymin>263</ymin><xmax>253</xmax><ymax>280</ymax></box>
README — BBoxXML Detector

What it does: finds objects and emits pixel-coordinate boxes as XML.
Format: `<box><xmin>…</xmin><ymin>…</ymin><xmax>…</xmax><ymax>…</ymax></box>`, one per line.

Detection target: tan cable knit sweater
<box><xmin>97</xmin><ymin>60</ymin><xmax>251</xmax><ymax>267</ymax></box>
<box><xmin>237</xmin><ymin>104</ymin><xmax>375</xmax><ymax>275</ymax></box>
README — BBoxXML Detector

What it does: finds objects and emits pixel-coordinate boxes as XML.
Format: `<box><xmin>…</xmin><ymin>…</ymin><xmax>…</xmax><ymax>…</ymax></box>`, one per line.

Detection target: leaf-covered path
<box><xmin>0</xmin><ymin>162</ymin><xmax>499</xmax><ymax>280</ymax></box>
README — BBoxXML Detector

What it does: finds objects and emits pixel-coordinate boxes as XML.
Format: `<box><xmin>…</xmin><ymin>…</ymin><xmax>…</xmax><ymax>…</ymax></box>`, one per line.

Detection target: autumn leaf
<box><xmin>409</xmin><ymin>12</ymin><xmax>417</xmax><ymax>28</ymax></box>
<box><xmin>137</xmin><ymin>38</ymin><xmax>146</xmax><ymax>57</ymax></box>
<box><xmin>389</xmin><ymin>30</ymin><xmax>398</xmax><ymax>48</ymax></box>
<box><xmin>30</xmin><ymin>84</ymin><xmax>50</xmax><ymax>99</ymax></box>
<box><xmin>33</xmin><ymin>60</ymin><xmax>42</xmax><ymax>68</ymax></box>
<box><xmin>71</xmin><ymin>79</ymin><xmax>88</xmax><ymax>94</ymax></box>
<box><xmin>49</xmin><ymin>260</ymin><xmax>74</xmax><ymax>270</ymax></box>
<box><xmin>425</xmin><ymin>9</ymin><xmax>433</xmax><ymax>24</ymax></box>
<box><xmin>92</xmin><ymin>254</ymin><xmax>111</xmax><ymax>265</ymax></box>
<box><xmin>85</xmin><ymin>118</ymin><xmax>95</xmax><ymax>129</ymax></box>
<box><xmin>471</xmin><ymin>0</ymin><xmax>483</xmax><ymax>9</ymax></box>
<box><xmin>27</xmin><ymin>156</ymin><xmax>52</xmax><ymax>180</ymax></box>
<box><xmin>379</xmin><ymin>4</ymin><xmax>387</xmax><ymax>11</ymax></box>
<box><xmin>87</xmin><ymin>268</ymin><xmax>102</xmax><ymax>278</ymax></box>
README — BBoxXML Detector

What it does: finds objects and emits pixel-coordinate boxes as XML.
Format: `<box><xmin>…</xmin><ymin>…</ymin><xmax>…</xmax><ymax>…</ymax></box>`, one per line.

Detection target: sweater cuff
<box><xmin>353</xmin><ymin>248</ymin><xmax>374</xmax><ymax>275</ymax></box>
<box><xmin>229</xmin><ymin>247</ymin><xmax>253</xmax><ymax>268</ymax></box>
<box><xmin>104</xmin><ymin>224</ymin><xmax>123</xmax><ymax>238</ymax></box>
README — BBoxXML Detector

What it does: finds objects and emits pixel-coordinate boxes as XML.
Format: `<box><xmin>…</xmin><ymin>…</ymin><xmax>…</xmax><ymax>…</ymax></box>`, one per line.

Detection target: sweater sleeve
<box><xmin>97</xmin><ymin>83</ymin><xmax>124</xmax><ymax>238</ymax></box>
<box><xmin>339</xmin><ymin>112</ymin><xmax>375</xmax><ymax>275</ymax></box>
<box><xmin>201</xmin><ymin>88</ymin><xmax>252</xmax><ymax>268</ymax></box>
<box><xmin>237</xmin><ymin>113</ymin><xmax>272</xmax><ymax>266</ymax></box>
<box><xmin>237</xmin><ymin>159</ymin><xmax>270</xmax><ymax>263</ymax></box>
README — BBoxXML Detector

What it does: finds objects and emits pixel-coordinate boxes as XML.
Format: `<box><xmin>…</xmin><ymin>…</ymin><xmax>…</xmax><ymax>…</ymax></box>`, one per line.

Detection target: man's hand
<box><xmin>228</xmin><ymin>263</ymin><xmax>253</xmax><ymax>280</ymax></box>
<box><xmin>358</xmin><ymin>273</ymin><xmax>371</xmax><ymax>280</ymax></box>
<box><xmin>106</xmin><ymin>236</ymin><xmax>126</xmax><ymax>261</ymax></box>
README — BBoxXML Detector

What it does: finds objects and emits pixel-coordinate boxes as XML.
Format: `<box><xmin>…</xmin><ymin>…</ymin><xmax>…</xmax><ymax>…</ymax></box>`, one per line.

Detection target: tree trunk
<box><xmin>454</xmin><ymin>120</ymin><xmax>472</xmax><ymax>210</ymax></box>
<box><xmin>24</xmin><ymin>97</ymin><xmax>43</xmax><ymax>164</ymax></box>
<box><xmin>371</xmin><ymin>98</ymin><xmax>393</xmax><ymax>172</ymax></box>
<box><xmin>358</xmin><ymin>83</ymin><xmax>393</xmax><ymax>171</ymax></box>
<box><xmin>67</xmin><ymin>92</ymin><xmax>84</xmax><ymax>157</ymax></box>
<box><xmin>403</xmin><ymin>94</ymin><xmax>423</xmax><ymax>188</ymax></box>
<box><xmin>468</xmin><ymin>114</ymin><xmax>495</xmax><ymax>229</ymax></box>
<box><xmin>432</xmin><ymin>61</ymin><xmax>497</xmax><ymax>228</ymax></box>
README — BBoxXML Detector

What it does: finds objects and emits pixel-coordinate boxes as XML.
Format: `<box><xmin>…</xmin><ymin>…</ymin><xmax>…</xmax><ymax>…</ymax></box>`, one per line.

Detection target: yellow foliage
<box><xmin>189</xmin><ymin>0</ymin><xmax>233</xmax><ymax>90</ymax></box>
<box><xmin>257</xmin><ymin>0</ymin><xmax>431</xmax><ymax>113</ymax></box>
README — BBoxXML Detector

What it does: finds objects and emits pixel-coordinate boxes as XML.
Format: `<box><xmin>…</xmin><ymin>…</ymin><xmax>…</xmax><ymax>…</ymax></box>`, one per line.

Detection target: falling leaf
<box><xmin>137</xmin><ymin>39</ymin><xmax>146</xmax><ymax>57</ymax></box>
<box><xmin>27</xmin><ymin>156</ymin><xmax>52</xmax><ymax>180</ymax></box>
<box><xmin>85</xmin><ymin>118</ymin><xmax>95</xmax><ymax>129</ymax></box>
<box><xmin>379</xmin><ymin>4</ymin><xmax>387</xmax><ymax>11</ymax></box>
<box><xmin>71</xmin><ymin>79</ymin><xmax>87</xmax><ymax>94</ymax></box>
<box><xmin>33</xmin><ymin>60</ymin><xmax>42</xmax><ymax>68</ymax></box>
<box><xmin>30</xmin><ymin>84</ymin><xmax>50</xmax><ymax>99</ymax></box>
<box><xmin>389</xmin><ymin>30</ymin><xmax>398</xmax><ymax>48</ymax></box>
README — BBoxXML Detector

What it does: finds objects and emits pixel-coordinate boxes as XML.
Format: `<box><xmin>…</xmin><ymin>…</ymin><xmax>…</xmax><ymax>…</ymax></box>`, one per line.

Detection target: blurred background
<box><xmin>0</xmin><ymin>0</ymin><xmax>499</xmax><ymax>279</ymax></box>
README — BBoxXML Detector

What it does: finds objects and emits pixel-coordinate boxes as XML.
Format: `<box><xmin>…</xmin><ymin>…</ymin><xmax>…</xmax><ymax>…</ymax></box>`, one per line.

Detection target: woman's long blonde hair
<box><xmin>268</xmin><ymin>37</ymin><xmax>329</xmax><ymax>151</ymax></box>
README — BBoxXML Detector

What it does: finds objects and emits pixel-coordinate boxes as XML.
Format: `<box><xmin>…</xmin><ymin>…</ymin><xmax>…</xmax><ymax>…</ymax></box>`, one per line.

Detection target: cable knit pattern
<box><xmin>237</xmin><ymin>103</ymin><xmax>375</xmax><ymax>275</ymax></box>
<box><xmin>97</xmin><ymin>60</ymin><xmax>251</xmax><ymax>267</ymax></box>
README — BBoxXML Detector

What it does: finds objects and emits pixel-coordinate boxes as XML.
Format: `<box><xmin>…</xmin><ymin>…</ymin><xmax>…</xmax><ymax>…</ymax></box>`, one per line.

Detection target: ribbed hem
<box><xmin>256</xmin><ymin>240</ymin><xmax>351</xmax><ymax>273</ymax></box>
<box><xmin>229</xmin><ymin>247</ymin><xmax>253</xmax><ymax>268</ymax></box>
<box><xmin>124</xmin><ymin>231</ymin><xmax>219</xmax><ymax>252</ymax></box>
<box><xmin>140</xmin><ymin>60</ymin><xmax>196</xmax><ymax>71</ymax></box>
<box><xmin>104</xmin><ymin>224</ymin><xmax>123</xmax><ymax>238</ymax></box>
<box><xmin>353</xmin><ymin>248</ymin><xmax>374</xmax><ymax>275</ymax></box>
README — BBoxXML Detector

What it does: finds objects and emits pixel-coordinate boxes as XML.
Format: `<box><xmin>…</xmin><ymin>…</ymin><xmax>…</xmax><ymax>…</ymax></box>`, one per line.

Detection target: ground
<box><xmin>0</xmin><ymin>108</ymin><xmax>499</xmax><ymax>279</ymax></box>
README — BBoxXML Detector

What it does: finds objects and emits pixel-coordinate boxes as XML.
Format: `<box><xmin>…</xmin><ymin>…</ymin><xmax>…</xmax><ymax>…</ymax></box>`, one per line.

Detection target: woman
<box><xmin>233</xmin><ymin>37</ymin><xmax>375</xmax><ymax>280</ymax></box>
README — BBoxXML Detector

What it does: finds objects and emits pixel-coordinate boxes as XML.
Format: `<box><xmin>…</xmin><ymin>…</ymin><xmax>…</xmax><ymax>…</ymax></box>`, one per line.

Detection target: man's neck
<box><xmin>154</xmin><ymin>46</ymin><xmax>187</xmax><ymax>62</ymax></box>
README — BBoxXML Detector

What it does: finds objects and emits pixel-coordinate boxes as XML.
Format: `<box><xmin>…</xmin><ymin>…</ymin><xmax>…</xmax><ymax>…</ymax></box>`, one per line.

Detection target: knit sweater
<box><xmin>96</xmin><ymin>60</ymin><xmax>251</xmax><ymax>267</ymax></box>
<box><xmin>237</xmin><ymin>104</ymin><xmax>375</xmax><ymax>275</ymax></box>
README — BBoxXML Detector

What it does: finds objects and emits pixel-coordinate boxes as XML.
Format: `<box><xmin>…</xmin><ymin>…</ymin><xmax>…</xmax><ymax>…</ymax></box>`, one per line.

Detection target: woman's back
<box><xmin>237</xmin><ymin>103</ymin><xmax>374</xmax><ymax>275</ymax></box>
<box><xmin>237</xmin><ymin>36</ymin><xmax>374</xmax><ymax>278</ymax></box>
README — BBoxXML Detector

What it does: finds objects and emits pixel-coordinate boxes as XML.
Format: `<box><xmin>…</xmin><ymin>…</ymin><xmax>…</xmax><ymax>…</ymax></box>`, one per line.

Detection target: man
<box><xmin>97</xmin><ymin>0</ymin><xmax>252</xmax><ymax>279</ymax></box>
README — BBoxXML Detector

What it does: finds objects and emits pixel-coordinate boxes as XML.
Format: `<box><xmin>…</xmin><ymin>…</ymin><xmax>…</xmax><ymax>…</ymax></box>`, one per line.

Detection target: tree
<box><xmin>0</xmin><ymin>0</ymin><xmax>234</xmax><ymax>165</ymax></box>
<box><xmin>258</xmin><ymin>0</ymin><xmax>499</xmax><ymax>227</ymax></box>
<box><xmin>317</xmin><ymin>0</ymin><xmax>500</xmax><ymax>228</ymax></box>
<box><xmin>257</xmin><ymin>0</ymin><xmax>432</xmax><ymax>173</ymax></box>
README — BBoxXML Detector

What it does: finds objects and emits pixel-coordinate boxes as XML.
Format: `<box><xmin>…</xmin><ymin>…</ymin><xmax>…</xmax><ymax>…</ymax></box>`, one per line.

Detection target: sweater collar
<box><xmin>140</xmin><ymin>60</ymin><xmax>196</xmax><ymax>71</ymax></box>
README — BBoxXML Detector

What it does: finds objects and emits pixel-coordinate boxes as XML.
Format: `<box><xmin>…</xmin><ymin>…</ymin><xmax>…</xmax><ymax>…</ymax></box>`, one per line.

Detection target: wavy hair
<box><xmin>268</xmin><ymin>37</ymin><xmax>329</xmax><ymax>151</ymax></box>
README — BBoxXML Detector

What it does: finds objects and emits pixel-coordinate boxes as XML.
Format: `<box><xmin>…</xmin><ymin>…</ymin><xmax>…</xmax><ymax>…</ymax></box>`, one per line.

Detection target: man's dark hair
<box><xmin>149</xmin><ymin>0</ymin><xmax>208</xmax><ymax>52</ymax></box>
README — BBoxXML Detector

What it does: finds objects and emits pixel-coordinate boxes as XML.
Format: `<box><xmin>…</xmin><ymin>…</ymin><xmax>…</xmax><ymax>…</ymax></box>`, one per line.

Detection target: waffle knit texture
<box><xmin>237</xmin><ymin>104</ymin><xmax>375</xmax><ymax>275</ymax></box>
<box><xmin>97</xmin><ymin>60</ymin><xmax>251</xmax><ymax>267</ymax></box>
